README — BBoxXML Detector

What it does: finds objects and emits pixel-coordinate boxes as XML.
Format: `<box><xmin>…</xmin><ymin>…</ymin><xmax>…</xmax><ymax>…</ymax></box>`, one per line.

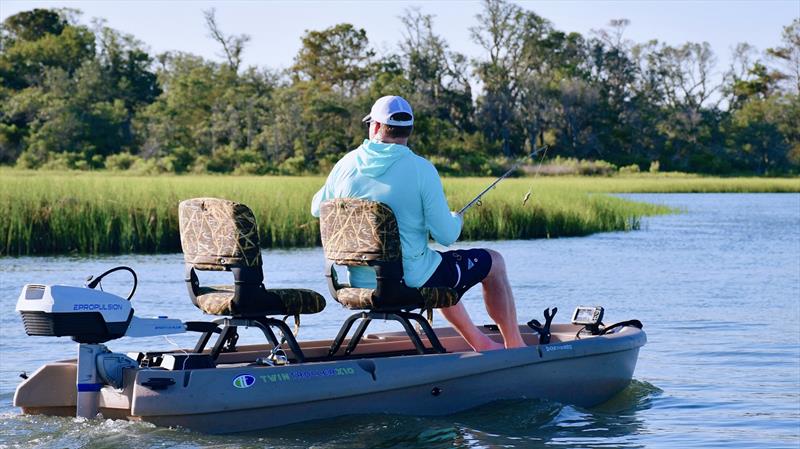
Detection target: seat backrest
<box><xmin>178</xmin><ymin>198</ymin><xmax>265</xmax><ymax>312</ymax></box>
<box><xmin>179</xmin><ymin>197</ymin><xmax>262</xmax><ymax>271</ymax></box>
<box><xmin>319</xmin><ymin>198</ymin><xmax>402</xmax><ymax>266</ymax></box>
<box><xmin>320</xmin><ymin>198</ymin><xmax>421</xmax><ymax>308</ymax></box>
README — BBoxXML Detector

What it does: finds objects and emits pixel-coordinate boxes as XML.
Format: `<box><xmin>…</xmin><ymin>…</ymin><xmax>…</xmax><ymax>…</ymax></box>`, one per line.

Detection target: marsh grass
<box><xmin>2</xmin><ymin>170</ymin><xmax>797</xmax><ymax>256</ymax></box>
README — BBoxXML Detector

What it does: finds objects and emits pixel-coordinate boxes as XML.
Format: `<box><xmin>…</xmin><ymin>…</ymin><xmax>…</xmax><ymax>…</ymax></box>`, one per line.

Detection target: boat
<box><xmin>13</xmin><ymin>198</ymin><xmax>646</xmax><ymax>434</ymax></box>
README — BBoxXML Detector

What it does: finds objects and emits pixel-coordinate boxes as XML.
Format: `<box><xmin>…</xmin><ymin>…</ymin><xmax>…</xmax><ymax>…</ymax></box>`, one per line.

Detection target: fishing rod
<box><xmin>458</xmin><ymin>145</ymin><xmax>549</xmax><ymax>215</ymax></box>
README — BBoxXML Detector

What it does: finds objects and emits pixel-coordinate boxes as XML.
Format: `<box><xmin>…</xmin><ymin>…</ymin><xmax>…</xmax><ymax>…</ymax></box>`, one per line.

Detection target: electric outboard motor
<box><xmin>15</xmin><ymin>267</ymin><xmax>187</xmax><ymax>419</ymax></box>
<box><xmin>17</xmin><ymin>284</ymin><xmax>133</xmax><ymax>343</ymax></box>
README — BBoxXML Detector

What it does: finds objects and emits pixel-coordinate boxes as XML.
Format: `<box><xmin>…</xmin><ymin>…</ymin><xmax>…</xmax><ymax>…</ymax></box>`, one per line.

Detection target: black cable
<box><xmin>575</xmin><ymin>323</ymin><xmax>599</xmax><ymax>340</ymax></box>
<box><xmin>86</xmin><ymin>266</ymin><xmax>138</xmax><ymax>300</ymax></box>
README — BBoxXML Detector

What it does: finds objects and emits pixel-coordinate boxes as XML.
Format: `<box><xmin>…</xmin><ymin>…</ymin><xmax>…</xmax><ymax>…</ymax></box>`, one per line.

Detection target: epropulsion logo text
<box><xmin>73</xmin><ymin>303</ymin><xmax>124</xmax><ymax>311</ymax></box>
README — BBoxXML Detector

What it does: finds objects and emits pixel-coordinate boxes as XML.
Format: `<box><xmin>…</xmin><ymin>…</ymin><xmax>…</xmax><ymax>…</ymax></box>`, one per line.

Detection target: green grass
<box><xmin>1</xmin><ymin>169</ymin><xmax>797</xmax><ymax>256</ymax></box>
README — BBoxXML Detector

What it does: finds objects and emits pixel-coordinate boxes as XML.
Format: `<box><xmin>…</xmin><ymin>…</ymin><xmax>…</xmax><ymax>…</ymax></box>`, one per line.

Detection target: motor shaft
<box><xmin>76</xmin><ymin>344</ymin><xmax>105</xmax><ymax>418</ymax></box>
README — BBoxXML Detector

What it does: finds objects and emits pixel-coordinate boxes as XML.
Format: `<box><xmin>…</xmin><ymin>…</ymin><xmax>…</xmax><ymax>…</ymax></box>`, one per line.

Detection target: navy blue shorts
<box><xmin>422</xmin><ymin>249</ymin><xmax>493</xmax><ymax>297</ymax></box>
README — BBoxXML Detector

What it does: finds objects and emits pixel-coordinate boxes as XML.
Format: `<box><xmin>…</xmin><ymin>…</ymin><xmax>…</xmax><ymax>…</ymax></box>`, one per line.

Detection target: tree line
<box><xmin>1</xmin><ymin>2</ymin><xmax>798</xmax><ymax>175</ymax></box>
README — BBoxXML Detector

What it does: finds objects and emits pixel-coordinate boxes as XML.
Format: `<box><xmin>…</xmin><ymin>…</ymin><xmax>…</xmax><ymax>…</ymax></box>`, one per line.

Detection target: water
<box><xmin>1</xmin><ymin>193</ymin><xmax>798</xmax><ymax>448</ymax></box>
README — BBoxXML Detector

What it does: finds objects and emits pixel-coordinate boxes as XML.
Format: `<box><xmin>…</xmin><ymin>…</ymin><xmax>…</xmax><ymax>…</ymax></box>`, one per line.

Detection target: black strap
<box><xmin>600</xmin><ymin>319</ymin><xmax>643</xmax><ymax>335</ymax></box>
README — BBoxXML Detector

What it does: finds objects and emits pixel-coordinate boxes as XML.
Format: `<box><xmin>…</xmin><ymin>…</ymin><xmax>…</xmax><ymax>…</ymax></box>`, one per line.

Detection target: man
<box><xmin>311</xmin><ymin>95</ymin><xmax>526</xmax><ymax>351</ymax></box>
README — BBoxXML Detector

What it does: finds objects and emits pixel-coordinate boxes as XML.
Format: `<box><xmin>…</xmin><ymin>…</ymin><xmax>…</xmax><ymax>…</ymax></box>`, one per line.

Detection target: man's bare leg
<box><xmin>439</xmin><ymin>249</ymin><xmax>526</xmax><ymax>351</ymax></box>
<box><xmin>440</xmin><ymin>302</ymin><xmax>504</xmax><ymax>351</ymax></box>
<box><xmin>482</xmin><ymin>250</ymin><xmax>527</xmax><ymax>348</ymax></box>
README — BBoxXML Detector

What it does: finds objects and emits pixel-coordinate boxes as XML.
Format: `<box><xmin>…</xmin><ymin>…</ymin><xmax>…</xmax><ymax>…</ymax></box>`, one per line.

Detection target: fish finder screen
<box><xmin>572</xmin><ymin>306</ymin><xmax>603</xmax><ymax>325</ymax></box>
<box><xmin>576</xmin><ymin>308</ymin><xmax>595</xmax><ymax>322</ymax></box>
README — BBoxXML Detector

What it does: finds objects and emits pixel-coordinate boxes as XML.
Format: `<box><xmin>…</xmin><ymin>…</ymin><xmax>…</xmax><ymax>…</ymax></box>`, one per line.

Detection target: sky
<box><xmin>2</xmin><ymin>0</ymin><xmax>798</xmax><ymax>83</ymax></box>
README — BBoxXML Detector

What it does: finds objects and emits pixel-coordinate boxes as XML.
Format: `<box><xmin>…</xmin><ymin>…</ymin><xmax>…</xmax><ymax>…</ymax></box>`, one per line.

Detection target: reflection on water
<box><xmin>1</xmin><ymin>194</ymin><xmax>798</xmax><ymax>448</ymax></box>
<box><xmin>1</xmin><ymin>383</ymin><xmax>662</xmax><ymax>449</ymax></box>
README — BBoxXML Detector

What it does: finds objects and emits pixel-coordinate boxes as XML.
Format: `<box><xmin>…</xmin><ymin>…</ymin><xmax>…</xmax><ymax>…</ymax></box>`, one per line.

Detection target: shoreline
<box><xmin>2</xmin><ymin>172</ymin><xmax>797</xmax><ymax>257</ymax></box>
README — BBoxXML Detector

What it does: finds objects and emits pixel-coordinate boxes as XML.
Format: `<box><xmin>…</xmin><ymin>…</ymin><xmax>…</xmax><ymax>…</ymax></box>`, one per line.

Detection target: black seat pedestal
<box><xmin>328</xmin><ymin>310</ymin><xmax>446</xmax><ymax>357</ymax></box>
<box><xmin>193</xmin><ymin>317</ymin><xmax>305</xmax><ymax>362</ymax></box>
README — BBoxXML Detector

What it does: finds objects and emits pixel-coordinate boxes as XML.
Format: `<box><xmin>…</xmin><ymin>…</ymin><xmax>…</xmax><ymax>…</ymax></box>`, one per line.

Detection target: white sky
<box><xmin>2</xmin><ymin>0</ymin><xmax>798</xmax><ymax>85</ymax></box>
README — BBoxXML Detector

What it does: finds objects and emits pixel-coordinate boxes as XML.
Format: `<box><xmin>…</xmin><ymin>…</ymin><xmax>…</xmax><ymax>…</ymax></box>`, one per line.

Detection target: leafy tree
<box><xmin>1</xmin><ymin>6</ymin><xmax>797</xmax><ymax>175</ymax></box>
<box><xmin>398</xmin><ymin>9</ymin><xmax>474</xmax><ymax>157</ymax></box>
<box><xmin>292</xmin><ymin>23</ymin><xmax>374</xmax><ymax>95</ymax></box>
<box><xmin>585</xmin><ymin>20</ymin><xmax>642</xmax><ymax>162</ymax></box>
<box><xmin>0</xmin><ymin>9</ymin><xmax>95</xmax><ymax>162</ymax></box>
<box><xmin>134</xmin><ymin>53</ymin><xmax>272</xmax><ymax>159</ymax></box>
<box><xmin>470</xmin><ymin>0</ymin><xmax>526</xmax><ymax>156</ymax></box>
<box><xmin>727</xmin><ymin>95</ymin><xmax>791</xmax><ymax>174</ymax></box>
<box><xmin>0</xmin><ymin>8</ymin><xmax>94</xmax><ymax>89</ymax></box>
<box><xmin>767</xmin><ymin>18</ymin><xmax>800</xmax><ymax>93</ymax></box>
<box><xmin>1</xmin><ymin>9</ymin><xmax>160</xmax><ymax>166</ymax></box>
<box><xmin>95</xmin><ymin>24</ymin><xmax>161</xmax><ymax>109</ymax></box>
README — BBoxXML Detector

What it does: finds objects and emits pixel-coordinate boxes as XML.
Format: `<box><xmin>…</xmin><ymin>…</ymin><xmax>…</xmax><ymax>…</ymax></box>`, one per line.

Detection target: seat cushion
<box><xmin>336</xmin><ymin>288</ymin><xmax>375</xmax><ymax>309</ymax></box>
<box><xmin>418</xmin><ymin>287</ymin><xmax>460</xmax><ymax>309</ymax></box>
<box><xmin>266</xmin><ymin>288</ymin><xmax>327</xmax><ymax>315</ymax></box>
<box><xmin>336</xmin><ymin>287</ymin><xmax>459</xmax><ymax>310</ymax></box>
<box><xmin>196</xmin><ymin>285</ymin><xmax>326</xmax><ymax>316</ymax></box>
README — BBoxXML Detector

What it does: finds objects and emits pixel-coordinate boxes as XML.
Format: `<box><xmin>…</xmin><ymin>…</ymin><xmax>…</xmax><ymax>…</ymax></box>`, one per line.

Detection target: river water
<box><xmin>0</xmin><ymin>194</ymin><xmax>798</xmax><ymax>448</ymax></box>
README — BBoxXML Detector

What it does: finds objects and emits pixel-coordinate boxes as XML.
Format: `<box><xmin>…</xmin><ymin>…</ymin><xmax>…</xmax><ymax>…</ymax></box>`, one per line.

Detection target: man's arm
<box><xmin>419</xmin><ymin>160</ymin><xmax>462</xmax><ymax>246</ymax></box>
<box><xmin>310</xmin><ymin>186</ymin><xmax>327</xmax><ymax>218</ymax></box>
<box><xmin>311</xmin><ymin>169</ymin><xmax>337</xmax><ymax>217</ymax></box>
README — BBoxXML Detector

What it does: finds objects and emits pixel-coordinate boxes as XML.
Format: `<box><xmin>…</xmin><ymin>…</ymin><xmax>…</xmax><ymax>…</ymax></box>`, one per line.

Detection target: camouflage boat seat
<box><xmin>319</xmin><ymin>198</ymin><xmax>460</xmax><ymax>356</ymax></box>
<box><xmin>179</xmin><ymin>197</ymin><xmax>326</xmax><ymax>362</ymax></box>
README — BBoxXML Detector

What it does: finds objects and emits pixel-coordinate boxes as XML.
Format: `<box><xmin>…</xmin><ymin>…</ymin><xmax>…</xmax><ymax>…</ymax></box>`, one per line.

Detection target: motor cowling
<box><xmin>16</xmin><ymin>284</ymin><xmax>133</xmax><ymax>343</ymax></box>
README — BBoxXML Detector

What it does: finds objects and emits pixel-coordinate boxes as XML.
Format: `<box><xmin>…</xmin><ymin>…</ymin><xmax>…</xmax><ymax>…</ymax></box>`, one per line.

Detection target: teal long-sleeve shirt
<box><xmin>311</xmin><ymin>139</ymin><xmax>462</xmax><ymax>288</ymax></box>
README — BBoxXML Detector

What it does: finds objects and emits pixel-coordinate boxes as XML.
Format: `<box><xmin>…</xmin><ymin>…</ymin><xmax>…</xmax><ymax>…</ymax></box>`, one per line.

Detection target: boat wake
<box><xmin>592</xmin><ymin>379</ymin><xmax>663</xmax><ymax>413</ymax></box>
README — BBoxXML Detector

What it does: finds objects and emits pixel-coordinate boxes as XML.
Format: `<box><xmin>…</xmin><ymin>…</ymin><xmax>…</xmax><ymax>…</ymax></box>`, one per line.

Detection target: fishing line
<box><xmin>458</xmin><ymin>145</ymin><xmax>549</xmax><ymax>215</ymax></box>
<box><xmin>522</xmin><ymin>145</ymin><xmax>550</xmax><ymax>207</ymax></box>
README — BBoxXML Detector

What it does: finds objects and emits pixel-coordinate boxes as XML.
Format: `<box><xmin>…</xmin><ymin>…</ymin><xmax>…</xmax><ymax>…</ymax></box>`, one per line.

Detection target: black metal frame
<box><xmin>192</xmin><ymin>317</ymin><xmax>306</xmax><ymax>362</ymax></box>
<box><xmin>327</xmin><ymin>310</ymin><xmax>446</xmax><ymax>357</ymax></box>
<box><xmin>184</xmin><ymin>262</ymin><xmax>312</xmax><ymax>363</ymax></box>
<box><xmin>325</xmin><ymin>261</ymin><xmax>432</xmax><ymax>311</ymax></box>
<box><xmin>325</xmin><ymin>262</ymin><xmax>448</xmax><ymax>357</ymax></box>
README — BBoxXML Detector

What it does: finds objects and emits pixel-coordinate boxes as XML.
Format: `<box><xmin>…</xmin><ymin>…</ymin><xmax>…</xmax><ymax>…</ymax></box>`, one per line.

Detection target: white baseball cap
<box><xmin>362</xmin><ymin>95</ymin><xmax>414</xmax><ymax>126</ymax></box>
